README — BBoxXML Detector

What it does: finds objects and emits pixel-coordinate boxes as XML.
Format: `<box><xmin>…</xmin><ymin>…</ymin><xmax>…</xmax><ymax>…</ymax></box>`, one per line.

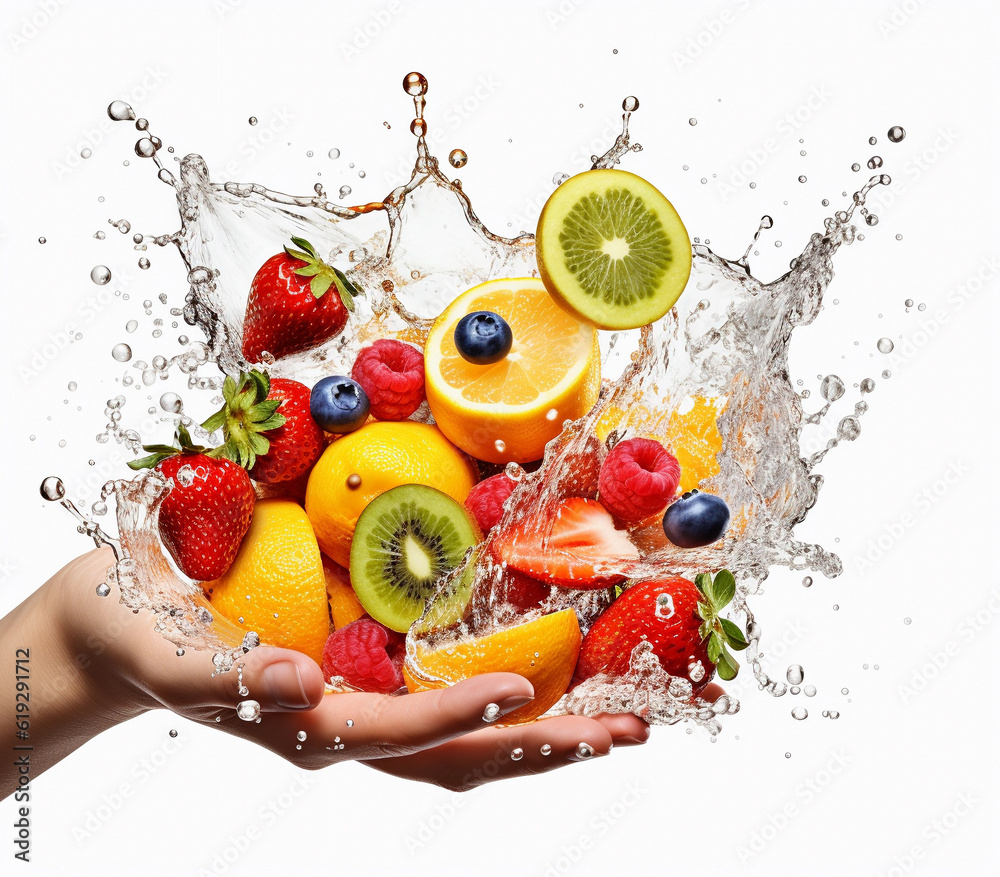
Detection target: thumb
<box><xmin>235</xmin><ymin>646</ymin><xmax>326</xmax><ymax>712</ymax></box>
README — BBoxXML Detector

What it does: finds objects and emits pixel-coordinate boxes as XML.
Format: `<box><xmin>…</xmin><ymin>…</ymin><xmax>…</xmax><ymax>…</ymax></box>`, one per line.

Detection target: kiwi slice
<box><xmin>350</xmin><ymin>484</ymin><xmax>480</xmax><ymax>632</ymax></box>
<box><xmin>536</xmin><ymin>169</ymin><xmax>692</xmax><ymax>330</ymax></box>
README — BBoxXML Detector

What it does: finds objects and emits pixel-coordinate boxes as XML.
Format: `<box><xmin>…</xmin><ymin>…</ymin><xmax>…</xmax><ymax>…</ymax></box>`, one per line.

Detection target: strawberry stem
<box><xmin>283</xmin><ymin>236</ymin><xmax>364</xmax><ymax>311</ymax></box>
<box><xmin>201</xmin><ymin>370</ymin><xmax>287</xmax><ymax>471</ymax></box>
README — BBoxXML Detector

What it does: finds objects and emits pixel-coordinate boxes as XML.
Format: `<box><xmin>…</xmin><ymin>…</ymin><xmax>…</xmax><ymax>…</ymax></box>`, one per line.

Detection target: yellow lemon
<box><xmin>206</xmin><ymin>499</ymin><xmax>330</xmax><ymax>665</ymax></box>
<box><xmin>305</xmin><ymin>421</ymin><xmax>478</xmax><ymax>568</ymax></box>
<box><xmin>424</xmin><ymin>278</ymin><xmax>600</xmax><ymax>465</ymax></box>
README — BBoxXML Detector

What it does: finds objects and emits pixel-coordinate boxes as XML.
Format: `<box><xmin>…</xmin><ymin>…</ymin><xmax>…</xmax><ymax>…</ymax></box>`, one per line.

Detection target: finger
<box><xmin>365</xmin><ymin>713</ymin><xmax>617</xmax><ymax>790</ymax></box>
<box><xmin>590</xmin><ymin>712</ymin><xmax>651</xmax><ymax>746</ymax></box>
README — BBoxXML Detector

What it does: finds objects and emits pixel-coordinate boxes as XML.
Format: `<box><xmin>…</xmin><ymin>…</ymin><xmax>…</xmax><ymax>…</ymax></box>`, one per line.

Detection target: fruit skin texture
<box><xmin>599</xmin><ymin>437</ymin><xmax>681</xmax><ymax>523</ymax></box>
<box><xmin>322</xmin><ymin>617</ymin><xmax>405</xmax><ymax>694</ymax></box>
<box><xmin>351</xmin><ymin>339</ymin><xmax>425</xmax><ymax>421</ymax></box>
<box><xmin>663</xmin><ymin>490</ymin><xmax>731</xmax><ymax>548</ymax></box>
<box><xmin>248</xmin><ymin>378</ymin><xmax>325</xmax><ymax>484</ymax></box>
<box><xmin>242</xmin><ymin>241</ymin><xmax>358</xmax><ymax>363</ymax></box>
<box><xmin>424</xmin><ymin>278</ymin><xmax>600</xmax><ymax>465</ymax></box>
<box><xmin>305</xmin><ymin>421</ymin><xmax>479</xmax><ymax>567</ymax></box>
<box><xmin>205</xmin><ymin>499</ymin><xmax>331</xmax><ymax>665</ymax></box>
<box><xmin>454</xmin><ymin>311</ymin><xmax>513</xmax><ymax>365</ymax></box>
<box><xmin>465</xmin><ymin>472</ymin><xmax>516</xmax><ymax>533</ymax></box>
<box><xmin>404</xmin><ymin>608</ymin><xmax>582</xmax><ymax>724</ymax></box>
<box><xmin>323</xmin><ymin>556</ymin><xmax>366</xmax><ymax>629</ymax></box>
<box><xmin>536</xmin><ymin>169</ymin><xmax>693</xmax><ymax>330</ymax></box>
<box><xmin>155</xmin><ymin>454</ymin><xmax>255</xmax><ymax>582</ymax></box>
<box><xmin>492</xmin><ymin>496</ymin><xmax>640</xmax><ymax>589</ymax></box>
<box><xmin>310</xmin><ymin>376</ymin><xmax>370</xmax><ymax>434</ymax></box>
<box><xmin>575</xmin><ymin>578</ymin><xmax>714</xmax><ymax>694</ymax></box>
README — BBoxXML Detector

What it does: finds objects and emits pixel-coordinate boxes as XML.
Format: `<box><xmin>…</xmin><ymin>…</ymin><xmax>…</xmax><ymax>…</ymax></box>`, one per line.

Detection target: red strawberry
<box><xmin>351</xmin><ymin>339</ymin><xmax>425</xmax><ymax>421</ymax></box>
<box><xmin>465</xmin><ymin>472</ymin><xmax>516</xmax><ymax>533</ymax></box>
<box><xmin>242</xmin><ymin>237</ymin><xmax>363</xmax><ymax>363</ymax></box>
<box><xmin>128</xmin><ymin>424</ymin><xmax>255</xmax><ymax>581</ymax></box>
<box><xmin>492</xmin><ymin>496</ymin><xmax>640</xmax><ymax>589</ymax></box>
<box><xmin>322</xmin><ymin>617</ymin><xmax>405</xmax><ymax>694</ymax></box>
<box><xmin>202</xmin><ymin>372</ymin><xmax>323</xmax><ymax>485</ymax></box>
<box><xmin>599</xmin><ymin>437</ymin><xmax>680</xmax><ymax>522</ymax></box>
<box><xmin>575</xmin><ymin>571</ymin><xmax>748</xmax><ymax>691</ymax></box>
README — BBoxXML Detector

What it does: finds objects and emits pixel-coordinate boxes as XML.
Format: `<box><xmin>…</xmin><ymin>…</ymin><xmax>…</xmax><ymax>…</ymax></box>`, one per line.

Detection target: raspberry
<box><xmin>598</xmin><ymin>437</ymin><xmax>680</xmax><ymax>522</ymax></box>
<box><xmin>322</xmin><ymin>617</ymin><xmax>405</xmax><ymax>694</ymax></box>
<box><xmin>465</xmin><ymin>473</ymin><xmax>516</xmax><ymax>532</ymax></box>
<box><xmin>351</xmin><ymin>339</ymin><xmax>425</xmax><ymax>421</ymax></box>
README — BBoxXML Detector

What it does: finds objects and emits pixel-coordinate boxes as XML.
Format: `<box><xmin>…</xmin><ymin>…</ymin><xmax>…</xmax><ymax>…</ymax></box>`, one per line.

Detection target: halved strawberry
<box><xmin>492</xmin><ymin>497</ymin><xmax>640</xmax><ymax>589</ymax></box>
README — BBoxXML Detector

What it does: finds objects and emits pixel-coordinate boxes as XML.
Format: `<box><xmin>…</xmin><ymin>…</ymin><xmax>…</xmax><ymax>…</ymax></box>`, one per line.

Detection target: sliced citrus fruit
<box><xmin>305</xmin><ymin>421</ymin><xmax>478</xmax><ymax>568</ymax></box>
<box><xmin>403</xmin><ymin>608</ymin><xmax>582</xmax><ymax>724</ymax></box>
<box><xmin>536</xmin><ymin>169</ymin><xmax>692</xmax><ymax>329</ymax></box>
<box><xmin>206</xmin><ymin>499</ymin><xmax>330</xmax><ymax>665</ymax></box>
<box><xmin>667</xmin><ymin>395</ymin><xmax>726</xmax><ymax>492</ymax></box>
<box><xmin>424</xmin><ymin>278</ymin><xmax>600</xmax><ymax>464</ymax></box>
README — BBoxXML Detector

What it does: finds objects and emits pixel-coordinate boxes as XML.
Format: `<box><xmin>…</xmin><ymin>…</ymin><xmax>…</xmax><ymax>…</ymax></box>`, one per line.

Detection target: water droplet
<box><xmin>833</xmin><ymin>604</ymin><xmax>840</xmax><ymax>611</ymax></box>
<box><xmin>798</xmin><ymin>175</ymin><xmax>807</xmax><ymax>183</ymax></box>
<box><xmin>236</xmin><ymin>700</ymin><xmax>261</xmax><ymax>722</ymax></box>
<box><xmin>575</xmin><ymin>743</ymin><xmax>594</xmax><ymax>759</ymax></box>
<box><xmin>860</xmin><ymin>378</ymin><xmax>875</xmax><ymax>393</ymax></box>
<box><xmin>827</xmin><ymin>710</ymin><xmax>840</xmax><ymax>719</ymax></box>
<box><xmin>877</xmin><ymin>337</ymin><xmax>894</xmax><ymax>354</ymax></box>
<box><xmin>297</xmin><ymin>730</ymin><xmax>307</xmax><ymax>742</ymax></box>
<box><xmin>804</xmin><ymin>685</ymin><xmax>817</xmax><ymax>697</ymax></box>
<box><xmin>108</xmin><ymin>100</ymin><xmax>136</xmax><ymax>121</ymax></box>
<box><xmin>91</xmin><ymin>265</ymin><xmax>112</xmax><ymax>285</ymax></box>
<box><xmin>241</xmin><ymin>631</ymin><xmax>261</xmax><ymax>652</ymax></box>
<box><xmin>40</xmin><ymin>476</ymin><xmax>65</xmax><ymax>501</ymax></box>
<box><xmin>91</xmin><ymin>501</ymin><xmax>107</xmax><ymax>516</ymax></box>
<box><xmin>338</xmin><ymin>185</ymin><xmax>352</xmax><ymax>199</ymax></box>
<box><xmin>410</xmin><ymin>118</ymin><xmax>427</xmax><ymax>137</ymax></box>
<box><xmin>175</xmin><ymin>649</ymin><xmax>185</xmax><ymax>657</ymax></box>
<box><xmin>159</xmin><ymin>392</ymin><xmax>182</xmax><ymax>413</ymax></box>
<box><xmin>494</xmin><ymin>439</ymin><xmax>506</xmax><ymax>455</ymax></box>
<box><xmin>511</xmin><ymin>747</ymin><xmax>524</xmax><ymax>761</ymax></box>
<box><xmin>904</xmin><ymin>617</ymin><xmax>912</xmax><ymax>625</ymax></box>
<box><xmin>448</xmin><ymin>149</ymin><xmax>468</xmax><ymax>169</ymax></box>
<box><xmin>169</xmin><ymin>729</ymin><xmax>178</xmax><ymax>738</ymax></box>
<box><xmin>328</xmin><ymin>148</ymin><xmax>340</xmax><ymax>160</ymax></box>
<box><xmin>688</xmin><ymin>117</ymin><xmax>697</xmax><ymax>126</ymax></box>
<box><xmin>882</xmin><ymin>369</ymin><xmax>892</xmax><ymax>379</ymax></box>
<box><xmin>791</xmin><ymin>707</ymin><xmax>808</xmax><ymax>720</ymax></box>
<box><xmin>865</xmin><ymin>214</ymin><xmax>879</xmax><ymax>226</ymax></box>
<box><xmin>540</xmin><ymin>743</ymin><xmax>552</xmax><ymax>756</ymax></box>
<box><xmin>482</xmin><ymin>702</ymin><xmax>500</xmax><ymax>723</ymax></box>
<box><xmin>654</xmin><ymin>592</ymin><xmax>675</xmax><ymax>619</ymax></box>
<box><xmin>248</xmin><ymin>116</ymin><xmax>258</xmax><ymax>126</ymax></box>
<box><xmin>867</xmin><ymin>156</ymin><xmax>883</xmax><ymax>169</ymax></box>
<box><xmin>802</xmin><ymin>576</ymin><xmax>813</xmax><ymax>587</ymax></box>
<box><xmin>837</xmin><ymin>416</ymin><xmax>861</xmax><ymax>441</ymax></box>
<box><xmin>135</xmin><ymin>138</ymin><xmax>157</xmax><ymax>158</ymax></box>
<box><xmin>887</xmin><ymin>126</ymin><xmax>906</xmax><ymax>143</ymax></box>
<box><xmin>688</xmin><ymin>660</ymin><xmax>705</xmax><ymax>682</ymax></box>
<box><xmin>851</xmin><ymin>163</ymin><xmax>861</xmax><ymax>172</ymax></box>
<box><xmin>785</xmin><ymin>752</ymin><xmax>792</xmax><ymax>759</ymax></box>
<box><xmin>820</xmin><ymin>374</ymin><xmax>845</xmax><ymax>402</ymax></box>
<box><xmin>138</xmin><ymin>257</ymin><xmax>150</xmax><ymax>270</ymax></box>
<box><xmin>786</xmin><ymin>664</ymin><xmax>804</xmax><ymax>685</ymax></box>
<box><xmin>403</xmin><ymin>71</ymin><xmax>428</xmax><ymax>96</ymax></box>
<box><xmin>346</xmin><ymin>719</ymin><xmax>354</xmax><ymax>727</ymax></box>
<box><xmin>96</xmin><ymin>582</ymin><xmax>111</xmax><ymax>597</ymax></box>
<box><xmin>790</xmin><ymin>685</ymin><xmax>801</xmax><ymax>695</ymax></box>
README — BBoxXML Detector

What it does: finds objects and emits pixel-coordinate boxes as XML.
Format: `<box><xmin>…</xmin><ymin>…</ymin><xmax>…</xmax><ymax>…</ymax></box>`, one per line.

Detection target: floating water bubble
<box><xmin>804</xmin><ymin>685</ymin><xmax>816</xmax><ymax>696</ymax></box>
<box><xmin>790</xmin><ymin>686</ymin><xmax>801</xmax><ymax>695</ymax></box>
<box><xmin>540</xmin><ymin>743</ymin><xmax>552</xmax><ymax>756</ymax></box>
<box><xmin>887</xmin><ymin>126</ymin><xmax>906</xmax><ymax>143</ymax></box>
<box><xmin>833</xmin><ymin>604</ymin><xmax>840</xmax><ymax>611</ymax></box>
<box><xmin>798</xmin><ymin>175</ymin><xmax>807</xmax><ymax>183</ymax></box>
<box><xmin>159</xmin><ymin>392</ymin><xmax>183</xmax><ymax>413</ymax></box>
<box><xmin>837</xmin><ymin>416</ymin><xmax>861</xmax><ymax>441</ymax></box>
<box><xmin>575</xmin><ymin>743</ymin><xmax>594</xmax><ymax>759</ymax></box>
<box><xmin>511</xmin><ymin>747</ymin><xmax>524</xmax><ymax>761</ymax></box>
<box><xmin>904</xmin><ymin>617</ymin><xmax>911</xmax><ymax>625</ymax></box>
<box><xmin>241</xmin><ymin>631</ymin><xmax>261</xmax><ymax>652</ymax></box>
<box><xmin>135</xmin><ymin>138</ymin><xmax>157</xmax><ymax>158</ymax></box>
<box><xmin>168</xmin><ymin>729</ymin><xmax>179</xmax><ymax>738</ymax></box>
<box><xmin>296</xmin><ymin>730</ymin><xmax>307</xmax><ymax>742</ymax></box>
<box><xmin>552</xmin><ymin>173</ymin><xmax>569</xmax><ymax>186</ymax></box>
<box><xmin>655</xmin><ymin>592</ymin><xmax>675</xmax><ymax>619</ymax></box>
<box><xmin>494</xmin><ymin>439</ymin><xmax>506</xmax><ymax>455</ymax></box>
<box><xmin>136</xmin><ymin>119</ymin><xmax>148</xmax><ymax>131</ymax></box>
<box><xmin>860</xmin><ymin>378</ymin><xmax>875</xmax><ymax>393</ymax></box>
<box><xmin>687</xmin><ymin>117</ymin><xmax>697</xmax><ymax>126</ymax></box>
<box><xmin>688</xmin><ymin>660</ymin><xmax>705</xmax><ymax>682</ymax></box>
<box><xmin>111</xmin><ymin>343</ymin><xmax>132</xmax><ymax>362</ymax></box>
<box><xmin>820</xmin><ymin>375</ymin><xmax>845</xmax><ymax>402</ymax></box>
<box><xmin>882</xmin><ymin>369</ymin><xmax>892</xmax><ymax>379</ymax></box>
<box><xmin>482</xmin><ymin>703</ymin><xmax>500</xmax><ymax>722</ymax></box>
<box><xmin>827</xmin><ymin>710</ymin><xmax>840</xmax><ymax>719</ymax></box>
<box><xmin>865</xmin><ymin>214</ymin><xmax>879</xmax><ymax>226</ymax></box>
<box><xmin>339</xmin><ymin>185</ymin><xmax>352</xmax><ymax>199</ymax></box>
<box><xmin>96</xmin><ymin>582</ymin><xmax>111</xmax><ymax>597</ymax></box>
<box><xmin>236</xmin><ymin>700</ymin><xmax>261</xmax><ymax>722</ymax></box>
<box><xmin>877</xmin><ymin>337</ymin><xmax>894</xmax><ymax>354</ymax></box>
<box><xmin>346</xmin><ymin>719</ymin><xmax>354</xmax><ymax>727</ymax></box>
<box><xmin>91</xmin><ymin>265</ymin><xmax>112</xmax><ymax>285</ymax></box>
<box><xmin>108</xmin><ymin>100</ymin><xmax>136</xmax><ymax>121</ymax></box>
<box><xmin>851</xmin><ymin>163</ymin><xmax>861</xmax><ymax>172</ymax></box>
<box><xmin>786</xmin><ymin>664</ymin><xmax>805</xmax><ymax>685</ymax></box>
<box><xmin>791</xmin><ymin>707</ymin><xmax>808</xmax><ymax>720</ymax></box>
<box><xmin>403</xmin><ymin>71</ymin><xmax>428</xmax><ymax>95</ymax></box>
<box><xmin>327</xmin><ymin>148</ymin><xmax>341</xmax><ymax>160</ymax></box>
<box><xmin>785</xmin><ymin>752</ymin><xmax>792</xmax><ymax>759</ymax></box>
<box><xmin>449</xmin><ymin>149</ymin><xmax>468</xmax><ymax>169</ymax></box>
<box><xmin>802</xmin><ymin>576</ymin><xmax>813</xmax><ymax>587</ymax></box>
<box><xmin>869</xmin><ymin>136</ymin><xmax>877</xmax><ymax>146</ymax></box>
<box><xmin>867</xmin><ymin>156</ymin><xmax>883</xmax><ymax>169</ymax></box>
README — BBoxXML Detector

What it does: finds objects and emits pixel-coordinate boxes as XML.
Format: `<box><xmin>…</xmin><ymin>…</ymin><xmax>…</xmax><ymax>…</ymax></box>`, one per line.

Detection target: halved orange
<box><xmin>403</xmin><ymin>609</ymin><xmax>582</xmax><ymax>724</ymax></box>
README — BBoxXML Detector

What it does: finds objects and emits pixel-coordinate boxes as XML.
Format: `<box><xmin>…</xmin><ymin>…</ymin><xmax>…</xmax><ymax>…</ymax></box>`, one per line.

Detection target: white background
<box><xmin>2</xmin><ymin>1</ymin><xmax>998</xmax><ymax>875</ymax></box>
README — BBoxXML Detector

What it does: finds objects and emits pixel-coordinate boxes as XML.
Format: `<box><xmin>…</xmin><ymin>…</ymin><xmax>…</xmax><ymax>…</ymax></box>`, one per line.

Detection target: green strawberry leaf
<box><xmin>707</xmin><ymin>632</ymin><xmax>723</xmax><ymax>664</ymax></box>
<box><xmin>716</xmin><ymin>647</ymin><xmax>740</xmax><ymax>681</ymax></box>
<box><xmin>294</xmin><ymin>264</ymin><xmax>324</xmax><ymax>277</ymax></box>
<box><xmin>284</xmin><ymin>247</ymin><xmax>313</xmax><ymax>263</ymax></box>
<box><xmin>127</xmin><ymin>450</ymin><xmax>174</xmax><ymax>471</ymax></box>
<box><xmin>694</xmin><ymin>572</ymin><xmax>714</xmax><ymax>601</ymax></box>
<box><xmin>289</xmin><ymin>236</ymin><xmax>317</xmax><ymax>258</ymax></box>
<box><xmin>713</xmin><ymin>569</ymin><xmax>736</xmax><ymax>609</ymax></box>
<box><xmin>201</xmin><ymin>409</ymin><xmax>226</xmax><ymax>433</ymax></box>
<box><xmin>310</xmin><ymin>273</ymin><xmax>335</xmax><ymax>299</ymax></box>
<box><xmin>720</xmin><ymin>618</ymin><xmax>750</xmax><ymax>651</ymax></box>
<box><xmin>699</xmin><ymin>620</ymin><xmax>713</xmax><ymax>641</ymax></box>
<box><xmin>697</xmin><ymin>601</ymin><xmax>716</xmax><ymax>626</ymax></box>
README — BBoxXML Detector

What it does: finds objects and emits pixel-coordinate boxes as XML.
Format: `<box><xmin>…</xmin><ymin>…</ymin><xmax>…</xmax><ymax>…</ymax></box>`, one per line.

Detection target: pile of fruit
<box><xmin>131</xmin><ymin>169</ymin><xmax>748</xmax><ymax>724</ymax></box>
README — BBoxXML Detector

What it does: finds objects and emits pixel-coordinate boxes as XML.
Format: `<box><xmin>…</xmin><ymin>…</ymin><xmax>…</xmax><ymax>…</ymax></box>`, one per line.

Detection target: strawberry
<box><xmin>575</xmin><ymin>570</ymin><xmax>749</xmax><ymax>692</ymax></box>
<box><xmin>491</xmin><ymin>496</ymin><xmax>640</xmax><ymax>589</ymax></box>
<box><xmin>128</xmin><ymin>423</ymin><xmax>255</xmax><ymax>581</ymax></box>
<box><xmin>242</xmin><ymin>237</ymin><xmax>363</xmax><ymax>363</ymax></box>
<box><xmin>201</xmin><ymin>371</ymin><xmax>323</xmax><ymax>485</ymax></box>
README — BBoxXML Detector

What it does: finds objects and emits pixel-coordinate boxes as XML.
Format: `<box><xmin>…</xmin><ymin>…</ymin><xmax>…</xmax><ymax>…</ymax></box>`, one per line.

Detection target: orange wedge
<box><xmin>403</xmin><ymin>609</ymin><xmax>582</xmax><ymax>724</ymax></box>
<box><xmin>424</xmin><ymin>278</ymin><xmax>600</xmax><ymax>464</ymax></box>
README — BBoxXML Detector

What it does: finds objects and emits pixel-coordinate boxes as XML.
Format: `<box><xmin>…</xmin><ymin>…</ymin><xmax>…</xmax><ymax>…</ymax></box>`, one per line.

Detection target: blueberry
<box><xmin>662</xmin><ymin>490</ymin><xmax>731</xmax><ymax>548</ymax></box>
<box><xmin>310</xmin><ymin>376</ymin><xmax>370</xmax><ymax>433</ymax></box>
<box><xmin>454</xmin><ymin>311</ymin><xmax>513</xmax><ymax>365</ymax></box>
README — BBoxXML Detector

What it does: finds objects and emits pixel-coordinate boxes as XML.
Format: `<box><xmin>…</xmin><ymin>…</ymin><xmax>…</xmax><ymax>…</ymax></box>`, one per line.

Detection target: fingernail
<box><xmin>614</xmin><ymin>734</ymin><xmax>649</xmax><ymax>746</ymax></box>
<box><xmin>261</xmin><ymin>661</ymin><xmax>311</xmax><ymax>709</ymax></box>
<box><xmin>496</xmin><ymin>694</ymin><xmax>535</xmax><ymax>716</ymax></box>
